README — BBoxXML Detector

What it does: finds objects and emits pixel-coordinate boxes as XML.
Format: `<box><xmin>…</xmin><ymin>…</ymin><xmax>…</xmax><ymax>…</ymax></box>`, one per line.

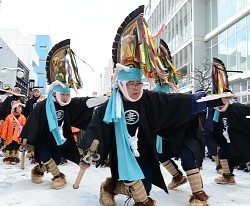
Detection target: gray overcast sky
<box><xmin>0</xmin><ymin>0</ymin><xmax>146</xmax><ymax>95</ymax></box>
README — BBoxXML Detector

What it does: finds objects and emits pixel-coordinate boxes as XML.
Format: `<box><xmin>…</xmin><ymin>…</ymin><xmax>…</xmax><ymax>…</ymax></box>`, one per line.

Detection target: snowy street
<box><xmin>0</xmin><ymin>152</ymin><xmax>250</xmax><ymax>206</ymax></box>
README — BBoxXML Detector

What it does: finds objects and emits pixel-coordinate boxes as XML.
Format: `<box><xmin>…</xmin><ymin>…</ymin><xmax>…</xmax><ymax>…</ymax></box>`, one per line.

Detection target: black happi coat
<box><xmin>23</xmin><ymin>96</ymin><xmax>41</xmax><ymax>118</ymax></box>
<box><xmin>157</xmin><ymin>114</ymin><xmax>205</xmax><ymax>167</ymax></box>
<box><xmin>81</xmin><ymin>90</ymin><xmax>197</xmax><ymax>194</ymax></box>
<box><xmin>20</xmin><ymin>97</ymin><xmax>94</xmax><ymax>164</ymax></box>
<box><xmin>213</xmin><ymin>103</ymin><xmax>250</xmax><ymax>165</ymax></box>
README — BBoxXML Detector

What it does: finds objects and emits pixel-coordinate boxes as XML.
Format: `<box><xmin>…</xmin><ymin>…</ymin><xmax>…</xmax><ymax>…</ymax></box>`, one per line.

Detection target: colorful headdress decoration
<box><xmin>155</xmin><ymin>39</ymin><xmax>181</xmax><ymax>92</ymax></box>
<box><xmin>212</xmin><ymin>57</ymin><xmax>229</xmax><ymax>94</ymax></box>
<box><xmin>45</xmin><ymin>39</ymin><xmax>83</xmax><ymax>91</ymax></box>
<box><xmin>112</xmin><ymin>5</ymin><xmax>166</xmax><ymax>80</ymax></box>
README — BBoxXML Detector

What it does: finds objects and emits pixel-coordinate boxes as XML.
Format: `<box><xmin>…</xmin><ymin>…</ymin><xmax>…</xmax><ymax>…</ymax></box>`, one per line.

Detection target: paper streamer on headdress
<box><xmin>212</xmin><ymin>57</ymin><xmax>229</xmax><ymax>94</ymax></box>
<box><xmin>45</xmin><ymin>39</ymin><xmax>83</xmax><ymax>90</ymax></box>
<box><xmin>155</xmin><ymin>39</ymin><xmax>180</xmax><ymax>93</ymax></box>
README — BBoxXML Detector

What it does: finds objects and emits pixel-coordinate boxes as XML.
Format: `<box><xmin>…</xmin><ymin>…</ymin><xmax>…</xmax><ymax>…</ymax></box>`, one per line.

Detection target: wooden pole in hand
<box><xmin>20</xmin><ymin>139</ymin><xmax>27</xmax><ymax>170</ymax></box>
<box><xmin>73</xmin><ymin>139</ymin><xmax>99</xmax><ymax>189</ymax></box>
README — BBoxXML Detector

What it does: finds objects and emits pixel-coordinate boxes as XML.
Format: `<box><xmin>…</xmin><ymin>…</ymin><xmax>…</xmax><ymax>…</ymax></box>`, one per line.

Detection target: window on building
<box><xmin>248</xmin><ymin>79</ymin><xmax>250</xmax><ymax>90</ymax></box>
<box><xmin>237</xmin><ymin>27</ymin><xmax>247</xmax><ymax>71</ymax></box>
<box><xmin>184</xmin><ymin>15</ymin><xmax>187</xmax><ymax>27</ymax></box>
<box><xmin>219</xmin><ymin>30</ymin><xmax>227</xmax><ymax>42</ymax></box>
<box><xmin>227</xmin><ymin>34</ymin><xmax>236</xmax><ymax>71</ymax></box>
<box><xmin>211</xmin><ymin>0</ymin><xmax>218</xmax><ymax>30</ymax></box>
<box><xmin>219</xmin><ymin>39</ymin><xmax>227</xmax><ymax>65</ymax></box>
<box><xmin>162</xmin><ymin>0</ymin><xmax>165</xmax><ymax>20</ymax></box>
<box><xmin>168</xmin><ymin>29</ymin><xmax>170</xmax><ymax>43</ymax></box>
<box><xmin>180</xmin><ymin>50</ymin><xmax>183</xmax><ymax>66</ymax></box>
<box><xmin>228</xmin><ymin>24</ymin><xmax>236</xmax><ymax>36</ymax></box>
<box><xmin>237</xmin><ymin>17</ymin><xmax>246</xmax><ymax>31</ymax></box>
<box><xmin>179</xmin><ymin>66</ymin><xmax>188</xmax><ymax>77</ymax></box>
<box><xmin>247</xmin><ymin>26</ymin><xmax>250</xmax><ymax>71</ymax></box>
<box><xmin>242</xmin><ymin>95</ymin><xmax>248</xmax><ymax>103</ymax></box>
<box><xmin>232</xmin><ymin>82</ymin><xmax>240</xmax><ymax>92</ymax></box>
<box><xmin>218</xmin><ymin>0</ymin><xmax>227</xmax><ymax>24</ymax></box>
<box><xmin>184</xmin><ymin>47</ymin><xmax>188</xmax><ymax>64</ymax></box>
<box><xmin>174</xmin><ymin>54</ymin><xmax>178</xmax><ymax>70</ymax></box>
<box><xmin>247</xmin><ymin>14</ymin><xmax>250</xmax><ymax>23</ymax></box>
<box><xmin>40</xmin><ymin>45</ymin><xmax>48</xmax><ymax>49</ymax></box>
<box><xmin>242</xmin><ymin>80</ymin><xmax>247</xmax><ymax>91</ymax></box>
<box><xmin>236</xmin><ymin>0</ymin><xmax>246</xmax><ymax>13</ymax></box>
<box><xmin>227</xmin><ymin>0</ymin><xmax>236</xmax><ymax>19</ymax></box>
<box><xmin>180</xmin><ymin>20</ymin><xmax>183</xmax><ymax>36</ymax></box>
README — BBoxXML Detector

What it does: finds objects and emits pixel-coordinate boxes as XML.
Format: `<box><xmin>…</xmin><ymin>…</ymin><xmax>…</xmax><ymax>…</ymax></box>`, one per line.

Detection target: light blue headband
<box><xmin>117</xmin><ymin>68</ymin><xmax>143</xmax><ymax>82</ymax></box>
<box><xmin>53</xmin><ymin>85</ymin><xmax>71</xmax><ymax>93</ymax></box>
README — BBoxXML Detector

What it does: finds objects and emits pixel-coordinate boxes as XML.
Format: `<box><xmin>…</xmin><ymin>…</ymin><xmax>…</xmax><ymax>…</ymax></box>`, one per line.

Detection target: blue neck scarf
<box><xmin>46</xmin><ymin>85</ymin><xmax>70</xmax><ymax>146</ymax></box>
<box><xmin>213</xmin><ymin>99</ymin><xmax>236</xmax><ymax>122</ymax></box>
<box><xmin>154</xmin><ymin>83</ymin><xmax>168</xmax><ymax>153</ymax></box>
<box><xmin>156</xmin><ymin>135</ymin><xmax>163</xmax><ymax>153</ymax></box>
<box><xmin>103</xmin><ymin>68</ymin><xmax>144</xmax><ymax>181</ymax></box>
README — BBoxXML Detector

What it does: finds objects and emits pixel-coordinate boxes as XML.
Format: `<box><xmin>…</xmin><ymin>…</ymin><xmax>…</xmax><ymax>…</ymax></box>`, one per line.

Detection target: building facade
<box><xmin>33</xmin><ymin>35</ymin><xmax>52</xmax><ymax>95</ymax></box>
<box><xmin>0</xmin><ymin>30</ymin><xmax>52</xmax><ymax>97</ymax></box>
<box><xmin>0</xmin><ymin>29</ymin><xmax>39</xmax><ymax>95</ymax></box>
<box><xmin>145</xmin><ymin>0</ymin><xmax>250</xmax><ymax>103</ymax></box>
<box><xmin>0</xmin><ymin>36</ymin><xmax>30</xmax><ymax>95</ymax></box>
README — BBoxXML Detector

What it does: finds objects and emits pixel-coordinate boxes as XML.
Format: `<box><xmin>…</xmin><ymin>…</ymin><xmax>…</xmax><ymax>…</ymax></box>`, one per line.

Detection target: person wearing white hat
<box><xmin>23</xmin><ymin>87</ymin><xmax>45</xmax><ymax>164</ymax></box>
<box><xmin>20</xmin><ymin>39</ymin><xmax>107</xmax><ymax>190</ymax></box>
<box><xmin>1</xmin><ymin>100</ymin><xmax>26</xmax><ymax>164</ymax></box>
<box><xmin>80</xmin><ymin>6</ymin><xmax>234</xmax><ymax>206</ymax></box>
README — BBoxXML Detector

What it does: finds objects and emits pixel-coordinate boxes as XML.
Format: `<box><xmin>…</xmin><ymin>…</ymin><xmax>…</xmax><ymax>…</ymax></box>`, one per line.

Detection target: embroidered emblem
<box><xmin>56</xmin><ymin>110</ymin><xmax>64</xmax><ymax>121</ymax></box>
<box><xmin>125</xmin><ymin>110</ymin><xmax>139</xmax><ymax>125</ymax></box>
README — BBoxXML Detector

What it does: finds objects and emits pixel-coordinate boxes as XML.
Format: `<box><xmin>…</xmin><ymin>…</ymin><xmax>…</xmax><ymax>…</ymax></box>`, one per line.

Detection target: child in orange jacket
<box><xmin>1</xmin><ymin>100</ymin><xmax>26</xmax><ymax>164</ymax></box>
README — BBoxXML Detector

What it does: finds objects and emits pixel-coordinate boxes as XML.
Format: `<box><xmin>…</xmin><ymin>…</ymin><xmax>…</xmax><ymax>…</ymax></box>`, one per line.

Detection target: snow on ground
<box><xmin>0</xmin><ymin>151</ymin><xmax>250</xmax><ymax>206</ymax></box>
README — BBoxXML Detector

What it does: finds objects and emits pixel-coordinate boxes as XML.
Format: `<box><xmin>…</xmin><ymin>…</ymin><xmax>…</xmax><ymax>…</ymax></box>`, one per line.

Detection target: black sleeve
<box><xmin>69</xmin><ymin>97</ymin><xmax>94</xmax><ymax>130</ymax></box>
<box><xmin>143</xmin><ymin>91</ymin><xmax>192</xmax><ymax>133</ymax></box>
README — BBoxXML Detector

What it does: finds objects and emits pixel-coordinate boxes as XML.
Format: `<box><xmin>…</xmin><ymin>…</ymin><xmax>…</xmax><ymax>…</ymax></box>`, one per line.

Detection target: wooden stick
<box><xmin>73</xmin><ymin>139</ymin><xmax>99</xmax><ymax>189</ymax></box>
<box><xmin>20</xmin><ymin>139</ymin><xmax>27</xmax><ymax>170</ymax></box>
<box><xmin>73</xmin><ymin>163</ymin><xmax>88</xmax><ymax>189</ymax></box>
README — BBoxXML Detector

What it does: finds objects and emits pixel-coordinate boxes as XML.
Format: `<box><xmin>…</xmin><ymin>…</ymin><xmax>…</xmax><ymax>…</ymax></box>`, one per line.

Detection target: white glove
<box><xmin>129</xmin><ymin>135</ymin><xmax>140</xmax><ymax>157</ymax></box>
<box><xmin>223</xmin><ymin>128</ymin><xmax>230</xmax><ymax>143</ymax></box>
<box><xmin>86</xmin><ymin>96</ymin><xmax>108</xmax><ymax>108</ymax></box>
<box><xmin>58</xmin><ymin>122</ymin><xmax>66</xmax><ymax>142</ymax></box>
